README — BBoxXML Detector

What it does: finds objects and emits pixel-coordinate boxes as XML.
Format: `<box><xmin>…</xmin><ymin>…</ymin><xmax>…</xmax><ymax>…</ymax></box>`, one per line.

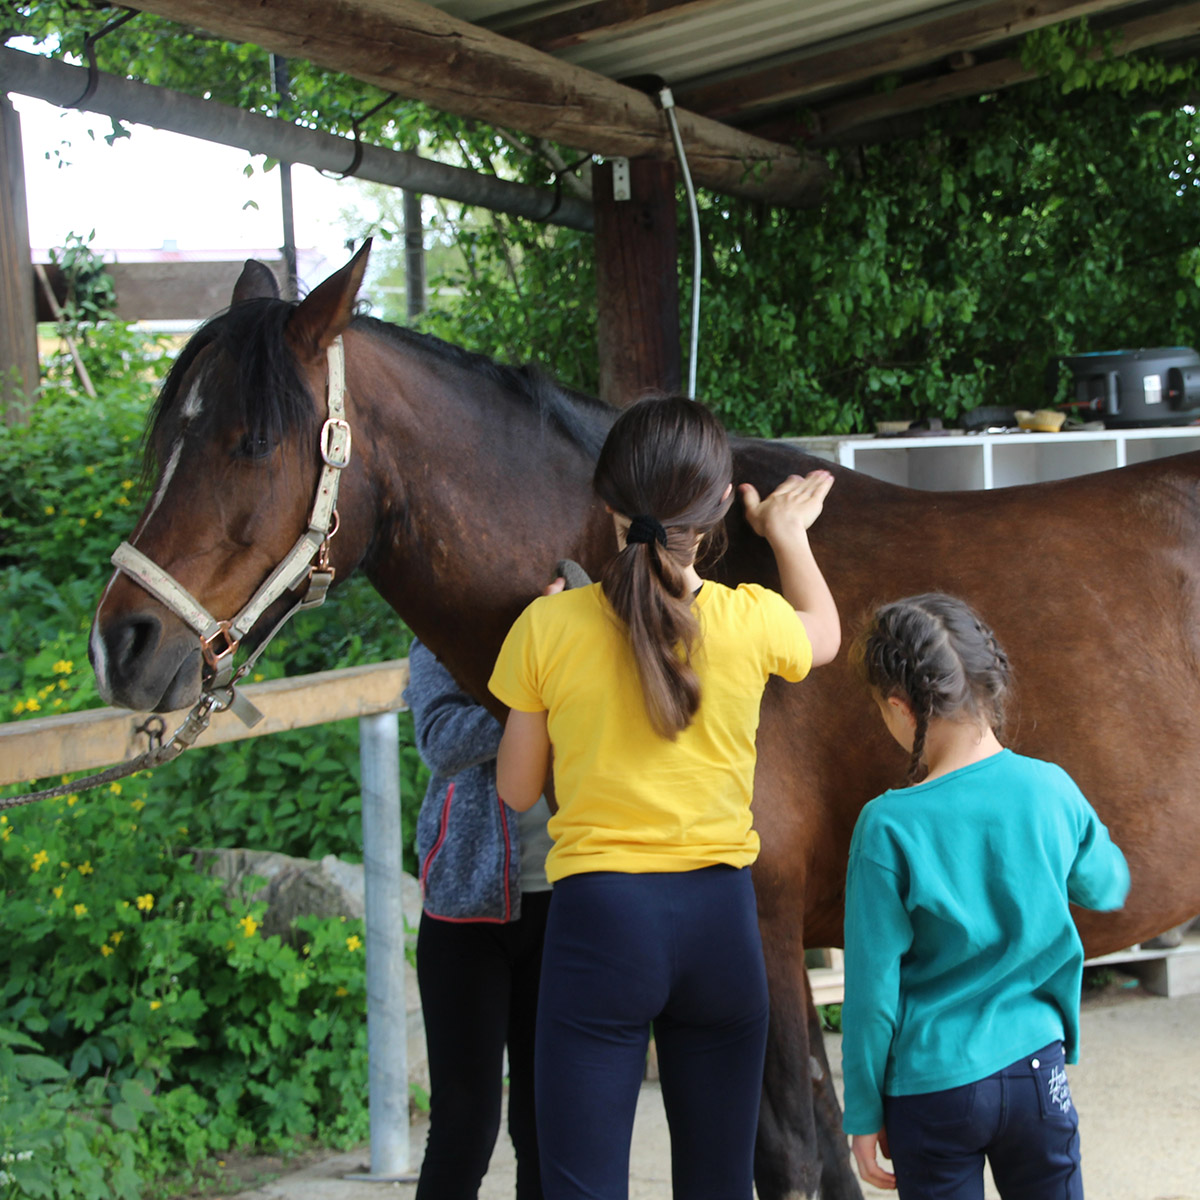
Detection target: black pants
<box><xmin>415</xmin><ymin>890</ymin><xmax>551</xmax><ymax>1200</ymax></box>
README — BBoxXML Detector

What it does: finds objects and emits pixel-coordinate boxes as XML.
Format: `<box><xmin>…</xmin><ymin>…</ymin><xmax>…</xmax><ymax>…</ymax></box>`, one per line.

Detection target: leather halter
<box><xmin>109</xmin><ymin>336</ymin><xmax>351</xmax><ymax>727</ymax></box>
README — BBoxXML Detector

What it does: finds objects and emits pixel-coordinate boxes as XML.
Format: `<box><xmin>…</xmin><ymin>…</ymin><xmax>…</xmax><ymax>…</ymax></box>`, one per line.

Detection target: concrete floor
<box><xmin>219</xmin><ymin>987</ymin><xmax>1200</xmax><ymax>1200</ymax></box>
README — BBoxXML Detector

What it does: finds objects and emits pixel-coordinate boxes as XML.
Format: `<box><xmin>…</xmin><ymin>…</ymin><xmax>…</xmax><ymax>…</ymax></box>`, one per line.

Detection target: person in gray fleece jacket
<box><xmin>405</xmin><ymin>639</ymin><xmax>552</xmax><ymax>1200</ymax></box>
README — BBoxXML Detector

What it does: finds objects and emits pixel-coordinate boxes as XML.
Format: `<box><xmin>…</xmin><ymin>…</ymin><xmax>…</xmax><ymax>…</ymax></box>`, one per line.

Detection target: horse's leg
<box><xmin>754</xmin><ymin>927</ymin><xmax>861</xmax><ymax>1200</ymax></box>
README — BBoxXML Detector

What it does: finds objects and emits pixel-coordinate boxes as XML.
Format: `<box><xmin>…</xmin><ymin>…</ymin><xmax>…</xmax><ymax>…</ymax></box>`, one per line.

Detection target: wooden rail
<box><xmin>0</xmin><ymin>659</ymin><xmax>410</xmax><ymax>788</ymax></box>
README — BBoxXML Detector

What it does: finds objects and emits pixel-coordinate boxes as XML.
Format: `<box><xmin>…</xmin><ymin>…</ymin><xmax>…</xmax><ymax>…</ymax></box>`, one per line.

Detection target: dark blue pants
<box><xmin>884</xmin><ymin>1041</ymin><xmax>1083</xmax><ymax>1200</ymax></box>
<box><xmin>535</xmin><ymin>866</ymin><xmax>769</xmax><ymax>1200</ymax></box>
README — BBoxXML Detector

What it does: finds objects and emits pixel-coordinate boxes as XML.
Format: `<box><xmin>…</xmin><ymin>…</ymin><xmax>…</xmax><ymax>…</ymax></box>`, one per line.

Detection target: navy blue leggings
<box><xmin>535</xmin><ymin>866</ymin><xmax>769</xmax><ymax>1200</ymax></box>
<box><xmin>884</xmin><ymin>1041</ymin><xmax>1082</xmax><ymax>1200</ymax></box>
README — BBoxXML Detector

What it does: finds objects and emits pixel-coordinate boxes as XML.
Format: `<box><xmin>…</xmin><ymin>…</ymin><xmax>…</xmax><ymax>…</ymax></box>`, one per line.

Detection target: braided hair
<box><xmin>854</xmin><ymin>593</ymin><xmax>1011</xmax><ymax>785</ymax></box>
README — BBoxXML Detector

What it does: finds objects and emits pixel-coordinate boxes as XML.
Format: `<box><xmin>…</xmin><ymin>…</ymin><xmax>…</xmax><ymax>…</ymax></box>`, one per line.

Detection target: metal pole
<box><xmin>347</xmin><ymin>710</ymin><xmax>415</xmax><ymax>1182</ymax></box>
<box><xmin>403</xmin><ymin>189</ymin><xmax>425</xmax><ymax>321</ymax></box>
<box><xmin>271</xmin><ymin>55</ymin><xmax>299</xmax><ymax>301</ymax></box>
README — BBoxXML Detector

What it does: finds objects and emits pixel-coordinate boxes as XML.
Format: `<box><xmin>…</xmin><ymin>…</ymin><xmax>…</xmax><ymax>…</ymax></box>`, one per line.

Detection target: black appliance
<box><xmin>1050</xmin><ymin>347</ymin><xmax>1200</xmax><ymax>428</ymax></box>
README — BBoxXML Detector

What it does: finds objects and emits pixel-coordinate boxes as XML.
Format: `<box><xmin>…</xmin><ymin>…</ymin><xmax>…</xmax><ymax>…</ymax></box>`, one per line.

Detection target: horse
<box><xmin>89</xmin><ymin>245</ymin><xmax>1200</xmax><ymax>1200</ymax></box>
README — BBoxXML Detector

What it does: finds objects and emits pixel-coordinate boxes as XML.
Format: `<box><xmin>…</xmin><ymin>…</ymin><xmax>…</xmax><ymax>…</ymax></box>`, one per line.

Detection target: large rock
<box><xmin>197</xmin><ymin>847</ymin><xmax>428</xmax><ymax>1107</ymax></box>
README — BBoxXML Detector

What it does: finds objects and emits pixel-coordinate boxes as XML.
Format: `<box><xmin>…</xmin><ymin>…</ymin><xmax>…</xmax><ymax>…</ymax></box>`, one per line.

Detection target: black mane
<box><xmin>145</xmin><ymin>298</ymin><xmax>318</xmax><ymax>476</ymax></box>
<box><xmin>146</xmin><ymin>301</ymin><xmax>619</xmax><ymax>476</ymax></box>
<box><xmin>354</xmin><ymin>316</ymin><xmax>618</xmax><ymax>458</ymax></box>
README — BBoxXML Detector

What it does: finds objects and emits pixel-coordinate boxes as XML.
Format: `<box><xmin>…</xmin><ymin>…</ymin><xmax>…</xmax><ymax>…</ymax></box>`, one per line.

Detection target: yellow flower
<box><xmin>73</xmin><ymin>903</ymin><xmax>87</xmax><ymax>917</ymax></box>
<box><xmin>335</xmin><ymin>986</ymin><xmax>349</xmax><ymax>997</ymax></box>
<box><xmin>108</xmin><ymin>782</ymin><xmax>122</xmax><ymax>795</ymax></box>
<box><xmin>12</xmin><ymin>700</ymin><xmax>26</xmax><ymax>715</ymax></box>
<box><xmin>84</xmin><ymin>465</ymin><xmax>95</xmax><ymax>475</ymax></box>
<box><xmin>346</xmin><ymin>934</ymin><xmax>363</xmax><ymax>953</ymax></box>
<box><xmin>58</xmin><ymin>680</ymin><xmax>69</xmax><ymax>690</ymax></box>
<box><xmin>43</xmin><ymin>504</ymin><xmax>55</xmax><ymax>515</ymax></box>
<box><xmin>239</xmin><ymin>914</ymin><xmax>259</xmax><ymax>938</ymax></box>
<box><xmin>117</xmin><ymin>496</ymin><xmax>130</xmax><ymax>507</ymax></box>
<box><xmin>252</xmin><ymin>673</ymin><xmax>264</xmax><ymax>682</ymax></box>
<box><xmin>52</xmin><ymin>660</ymin><xmax>73</xmax><ymax>675</ymax></box>
<box><xmin>149</xmin><ymin>1000</ymin><xmax>162</xmax><ymax>1010</ymax></box>
<box><xmin>1</xmin><ymin>826</ymin><xmax>9</xmax><ymax>842</ymax></box>
<box><xmin>92</xmin><ymin>509</ymin><xmax>102</xmax><ymax>519</ymax></box>
<box><xmin>25</xmin><ymin>698</ymin><xmax>40</xmax><ymax>713</ymax></box>
<box><xmin>60</xmin><ymin>861</ymin><xmax>70</xmax><ymax>869</ymax></box>
<box><xmin>52</xmin><ymin>698</ymin><xmax>63</xmax><ymax>709</ymax></box>
<box><xmin>121</xmin><ymin>479</ymin><xmax>134</xmax><ymax>490</ymax></box>
<box><xmin>78</xmin><ymin>518</ymin><xmax>87</xmax><ymax>527</ymax></box>
<box><xmin>52</xmin><ymin>885</ymin><xmax>63</xmax><ymax>898</ymax></box>
<box><xmin>38</xmin><ymin>685</ymin><xmax>54</xmax><ymax>699</ymax></box>
<box><xmin>78</xmin><ymin>861</ymin><xmax>93</xmax><ymax>876</ymax></box>
<box><xmin>136</xmin><ymin>893</ymin><xmax>154</xmax><ymax>912</ymax></box>
<box><xmin>66</xmin><ymin>794</ymin><xmax>79</xmax><ymax>806</ymax></box>
<box><xmin>100</xmin><ymin>944</ymin><xmax>113</xmax><ymax>957</ymax></box>
<box><xmin>110</xmin><ymin>931</ymin><xmax>123</xmax><ymax>945</ymax></box>
<box><xmin>131</xmin><ymin>798</ymin><xmax>146</xmax><ymax>813</ymax></box>
<box><xmin>31</xmin><ymin>850</ymin><xmax>49</xmax><ymax>872</ymax></box>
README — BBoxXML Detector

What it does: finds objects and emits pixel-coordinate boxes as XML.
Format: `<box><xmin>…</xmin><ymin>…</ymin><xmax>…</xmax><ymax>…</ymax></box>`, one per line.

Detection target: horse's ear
<box><xmin>231</xmin><ymin>259</ymin><xmax>280</xmax><ymax>305</ymax></box>
<box><xmin>286</xmin><ymin>240</ymin><xmax>372</xmax><ymax>359</ymax></box>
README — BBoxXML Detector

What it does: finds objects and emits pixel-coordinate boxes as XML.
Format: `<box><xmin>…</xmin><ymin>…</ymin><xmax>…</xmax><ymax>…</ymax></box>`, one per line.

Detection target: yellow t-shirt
<box><xmin>488</xmin><ymin>581</ymin><xmax>812</xmax><ymax>882</ymax></box>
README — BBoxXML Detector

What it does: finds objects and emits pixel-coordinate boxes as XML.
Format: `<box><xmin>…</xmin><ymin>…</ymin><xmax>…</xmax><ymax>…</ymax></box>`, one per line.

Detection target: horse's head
<box><xmin>89</xmin><ymin>244</ymin><xmax>371</xmax><ymax>712</ymax></box>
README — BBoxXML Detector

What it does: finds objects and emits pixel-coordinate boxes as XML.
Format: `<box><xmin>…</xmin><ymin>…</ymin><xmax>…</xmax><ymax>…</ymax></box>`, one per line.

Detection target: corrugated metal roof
<box><xmin>433</xmin><ymin>0</ymin><xmax>997</xmax><ymax>96</ymax></box>
<box><xmin>421</xmin><ymin>0</ymin><xmax>1194</xmax><ymax>137</ymax></box>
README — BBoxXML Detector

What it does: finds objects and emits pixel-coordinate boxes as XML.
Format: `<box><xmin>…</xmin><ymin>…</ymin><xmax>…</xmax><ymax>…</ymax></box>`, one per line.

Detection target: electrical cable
<box><xmin>658</xmin><ymin>86</ymin><xmax>701</xmax><ymax>398</ymax></box>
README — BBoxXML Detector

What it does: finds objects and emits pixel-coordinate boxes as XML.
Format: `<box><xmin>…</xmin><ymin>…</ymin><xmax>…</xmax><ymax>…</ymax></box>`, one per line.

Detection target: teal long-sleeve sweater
<box><xmin>841</xmin><ymin>748</ymin><xmax>1129</xmax><ymax>1135</ymax></box>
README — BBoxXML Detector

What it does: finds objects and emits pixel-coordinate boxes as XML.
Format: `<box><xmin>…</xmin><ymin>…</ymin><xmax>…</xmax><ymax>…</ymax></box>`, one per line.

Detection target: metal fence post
<box><xmin>348</xmin><ymin>710</ymin><xmax>415</xmax><ymax>1182</ymax></box>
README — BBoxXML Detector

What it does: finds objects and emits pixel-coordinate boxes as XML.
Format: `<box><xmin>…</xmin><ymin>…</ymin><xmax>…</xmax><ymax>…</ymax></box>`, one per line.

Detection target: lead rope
<box><xmin>1</xmin><ymin>699</ymin><xmax>215</xmax><ymax>811</ymax></box>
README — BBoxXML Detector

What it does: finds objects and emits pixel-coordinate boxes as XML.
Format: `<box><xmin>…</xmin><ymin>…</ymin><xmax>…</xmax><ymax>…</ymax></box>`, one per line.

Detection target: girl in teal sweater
<box><xmin>843</xmin><ymin>593</ymin><xmax>1129</xmax><ymax>1199</ymax></box>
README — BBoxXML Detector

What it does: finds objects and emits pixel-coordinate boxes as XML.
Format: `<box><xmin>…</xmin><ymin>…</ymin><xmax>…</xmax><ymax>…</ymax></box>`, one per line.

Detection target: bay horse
<box><xmin>90</xmin><ymin>245</ymin><xmax>1200</xmax><ymax>1200</ymax></box>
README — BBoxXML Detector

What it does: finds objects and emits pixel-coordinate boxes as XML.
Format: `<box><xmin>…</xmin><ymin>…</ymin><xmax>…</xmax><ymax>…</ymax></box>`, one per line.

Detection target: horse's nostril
<box><xmin>109</xmin><ymin>614</ymin><xmax>162</xmax><ymax>676</ymax></box>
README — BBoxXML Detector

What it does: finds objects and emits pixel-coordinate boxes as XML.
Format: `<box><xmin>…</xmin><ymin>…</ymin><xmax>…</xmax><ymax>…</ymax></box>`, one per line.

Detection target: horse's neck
<box><xmin>347</xmin><ymin>334</ymin><xmax>612</xmax><ymax>706</ymax></box>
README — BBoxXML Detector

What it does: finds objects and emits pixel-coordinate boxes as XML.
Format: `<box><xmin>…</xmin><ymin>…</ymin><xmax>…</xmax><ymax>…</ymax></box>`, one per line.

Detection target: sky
<box><xmin>12</xmin><ymin>91</ymin><xmax>369</xmax><ymax>294</ymax></box>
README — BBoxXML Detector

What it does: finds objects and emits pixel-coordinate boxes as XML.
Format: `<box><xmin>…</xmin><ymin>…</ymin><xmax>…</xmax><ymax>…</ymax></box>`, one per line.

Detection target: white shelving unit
<box><xmin>786</xmin><ymin>425</ymin><xmax>1200</xmax><ymax>491</ymax></box>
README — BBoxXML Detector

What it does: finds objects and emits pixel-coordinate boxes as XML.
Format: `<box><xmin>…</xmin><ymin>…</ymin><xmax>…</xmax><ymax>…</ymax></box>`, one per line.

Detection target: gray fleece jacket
<box><xmin>405</xmin><ymin>639</ymin><xmax>525</xmax><ymax>921</ymax></box>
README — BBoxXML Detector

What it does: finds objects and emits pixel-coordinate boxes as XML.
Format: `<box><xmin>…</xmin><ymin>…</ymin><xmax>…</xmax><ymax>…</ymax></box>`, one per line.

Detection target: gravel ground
<box><xmin>218</xmin><ymin>983</ymin><xmax>1200</xmax><ymax>1200</ymax></box>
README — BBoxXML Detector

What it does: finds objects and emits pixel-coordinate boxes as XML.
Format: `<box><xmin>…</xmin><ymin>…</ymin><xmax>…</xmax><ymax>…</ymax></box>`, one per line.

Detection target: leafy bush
<box><xmin>0</xmin><ymin>778</ymin><xmax>370</xmax><ymax>1197</ymax></box>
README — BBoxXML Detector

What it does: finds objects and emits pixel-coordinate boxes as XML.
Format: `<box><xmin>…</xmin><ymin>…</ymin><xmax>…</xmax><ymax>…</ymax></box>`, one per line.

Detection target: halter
<box><xmin>109</xmin><ymin>336</ymin><xmax>351</xmax><ymax>730</ymax></box>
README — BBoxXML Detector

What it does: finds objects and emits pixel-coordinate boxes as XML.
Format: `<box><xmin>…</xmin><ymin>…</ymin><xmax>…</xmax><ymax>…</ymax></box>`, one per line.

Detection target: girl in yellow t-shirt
<box><xmin>489</xmin><ymin>395</ymin><xmax>840</xmax><ymax>1200</ymax></box>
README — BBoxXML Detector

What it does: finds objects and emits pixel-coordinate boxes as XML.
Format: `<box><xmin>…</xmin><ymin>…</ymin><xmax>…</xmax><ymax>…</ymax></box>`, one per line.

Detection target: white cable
<box><xmin>659</xmin><ymin>86</ymin><xmax>701</xmax><ymax>399</ymax></box>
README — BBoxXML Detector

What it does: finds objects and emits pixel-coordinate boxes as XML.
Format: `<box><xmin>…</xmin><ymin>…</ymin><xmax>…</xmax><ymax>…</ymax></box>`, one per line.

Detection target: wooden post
<box><xmin>0</xmin><ymin>94</ymin><xmax>38</xmax><ymax>423</ymax></box>
<box><xmin>593</xmin><ymin>157</ymin><xmax>680</xmax><ymax>408</ymax></box>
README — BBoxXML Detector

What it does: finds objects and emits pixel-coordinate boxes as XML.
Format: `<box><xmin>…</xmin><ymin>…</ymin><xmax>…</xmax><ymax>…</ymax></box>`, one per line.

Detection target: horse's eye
<box><xmin>234</xmin><ymin>433</ymin><xmax>273</xmax><ymax>460</ymax></box>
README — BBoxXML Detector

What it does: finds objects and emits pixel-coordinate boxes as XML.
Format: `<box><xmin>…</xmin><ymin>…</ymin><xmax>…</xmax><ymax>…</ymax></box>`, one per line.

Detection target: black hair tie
<box><xmin>626</xmin><ymin>513</ymin><xmax>668</xmax><ymax>548</ymax></box>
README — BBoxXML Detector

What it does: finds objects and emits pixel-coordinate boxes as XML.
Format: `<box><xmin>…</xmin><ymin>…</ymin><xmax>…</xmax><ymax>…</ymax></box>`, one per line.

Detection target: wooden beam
<box><xmin>0</xmin><ymin>660</ymin><xmax>411</xmax><ymax>787</ymax></box>
<box><xmin>0</xmin><ymin>94</ymin><xmax>38</xmax><ymax>423</ymax></box>
<box><xmin>593</xmin><ymin>158</ymin><xmax>681</xmax><ymax>407</ymax></box>
<box><xmin>675</xmin><ymin>0</ymin><xmax>1134</xmax><ymax>121</ymax></box>
<box><xmin>811</xmin><ymin>0</ymin><xmax>1200</xmax><ymax>143</ymax></box>
<box><xmin>118</xmin><ymin>0</ymin><xmax>828</xmax><ymax>207</ymax></box>
<box><xmin>494</xmin><ymin>0</ymin><xmax>726</xmax><ymax>54</ymax></box>
<box><xmin>0</xmin><ymin>47</ymin><xmax>594</xmax><ymax>231</ymax></box>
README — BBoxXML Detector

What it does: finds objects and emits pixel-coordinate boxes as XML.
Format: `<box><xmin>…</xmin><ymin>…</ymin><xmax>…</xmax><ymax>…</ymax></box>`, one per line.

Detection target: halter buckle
<box><xmin>321</xmin><ymin>417</ymin><xmax>352</xmax><ymax>468</ymax></box>
<box><xmin>201</xmin><ymin>621</ymin><xmax>240</xmax><ymax>685</ymax></box>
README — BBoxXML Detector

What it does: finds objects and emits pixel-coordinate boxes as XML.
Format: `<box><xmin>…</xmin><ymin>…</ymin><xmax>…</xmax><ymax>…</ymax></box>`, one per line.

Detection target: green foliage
<box><xmin>0</xmin><ymin>779</ymin><xmax>371</xmax><ymax>1197</ymax></box>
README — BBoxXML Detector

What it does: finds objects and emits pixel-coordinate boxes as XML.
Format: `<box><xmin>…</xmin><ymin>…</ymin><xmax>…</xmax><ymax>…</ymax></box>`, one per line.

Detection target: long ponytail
<box><xmin>593</xmin><ymin>397</ymin><xmax>733</xmax><ymax>740</ymax></box>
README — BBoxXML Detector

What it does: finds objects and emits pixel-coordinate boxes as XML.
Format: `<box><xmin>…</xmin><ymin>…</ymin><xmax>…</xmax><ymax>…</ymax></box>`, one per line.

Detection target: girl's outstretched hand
<box><xmin>739</xmin><ymin>470</ymin><xmax>834</xmax><ymax>543</ymax></box>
